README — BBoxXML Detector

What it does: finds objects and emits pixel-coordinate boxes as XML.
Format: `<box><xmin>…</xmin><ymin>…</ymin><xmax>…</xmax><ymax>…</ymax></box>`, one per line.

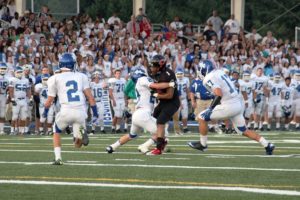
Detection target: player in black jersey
<box><xmin>147</xmin><ymin>55</ymin><xmax>180</xmax><ymax>155</ymax></box>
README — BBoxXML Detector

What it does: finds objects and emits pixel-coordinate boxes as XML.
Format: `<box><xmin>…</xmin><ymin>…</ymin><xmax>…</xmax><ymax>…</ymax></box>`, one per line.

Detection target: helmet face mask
<box><xmin>131</xmin><ymin>67</ymin><xmax>146</xmax><ymax>83</ymax></box>
<box><xmin>175</xmin><ymin>68</ymin><xmax>184</xmax><ymax>80</ymax></box>
<box><xmin>273</xmin><ymin>73</ymin><xmax>281</xmax><ymax>83</ymax></box>
<box><xmin>0</xmin><ymin>63</ymin><xmax>7</xmax><ymax>75</ymax></box>
<box><xmin>42</xmin><ymin>78</ymin><xmax>48</xmax><ymax>86</ymax></box>
<box><xmin>15</xmin><ymin>68</ymin><xmax>23</xmax><ymax>79</ymax></box>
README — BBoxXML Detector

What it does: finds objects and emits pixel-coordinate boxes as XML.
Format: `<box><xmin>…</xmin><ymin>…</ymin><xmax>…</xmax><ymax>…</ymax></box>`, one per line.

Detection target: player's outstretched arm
<box><xmin>154</xmin><ymin>87</ymin><xmax>174</xmax><ymax>99</ymax></box>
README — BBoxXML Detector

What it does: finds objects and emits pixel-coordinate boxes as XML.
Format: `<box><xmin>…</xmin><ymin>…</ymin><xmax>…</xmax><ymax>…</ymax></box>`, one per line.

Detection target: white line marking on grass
<box><xmin>0</xmin><ymin>161</ymin><xmax>300</xmax><ymax>172</ymax></box>
<box><xmin>67</xmin><ymin>161</ymin><xmax>97</xmax><ymax>163</ymax></box>
<box><xmin>160</xmin><ymin>157</ymin><xmax>190</xmax><ymax>160</ymax></box>
<box><xmin>0</xmin><ymin>149</ymin><xmax>298</xmax><ymax>158</ymax></box>
<box><xmin>115</xmin><ymin>159</ymin><xmax>144</xmax><ymax>162</ymax></box>
<box><xmin>0</xmin><ymin>180</ymin><xmax>299</xmax><ymax>196</ymax></box>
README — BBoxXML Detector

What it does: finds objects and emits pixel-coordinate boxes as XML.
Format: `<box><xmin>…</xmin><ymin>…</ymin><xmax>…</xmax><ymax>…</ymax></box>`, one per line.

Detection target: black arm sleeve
<box><xmin>209</xmin><ymin>95</ymin><xmax>221</xmax><ymax>109</ymax></box>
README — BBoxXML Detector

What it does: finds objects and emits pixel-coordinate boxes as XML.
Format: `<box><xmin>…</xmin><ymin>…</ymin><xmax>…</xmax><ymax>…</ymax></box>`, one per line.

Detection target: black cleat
<box><xmin>260</xmin><ymin>127</ymin><xmax>264</xmax><ymax>131</ymax></box>
<box><xmin>66</xmin><ymin>126</ymin><xmax>71</xmax><ymax>135</ymax></box>
<box><xmin>106</xmin><ymin>146</ymin><xmax>114</xmax><ymax>153</ymax></box>
<box><xmin>116</xmin><ymin>129</ymin><xmax>122</xmax><ymax>134</ymax></box>
<box><xmin>111</xmin><ymin>129</ymin><xmax>115</xmax><ymax>134</ymax></box>
<box><xmin>100</xmin><ymin>129</ymin><xmax>106</xmax><ymax>134</ymax></box>
<box><xmin>52</xmin><ymin>159</ymin><xmax>63</xmax><ymax>165</ymax></box>
<box><xmin>80</xmin><ymin>126</ymin><xmax>89</xmax><ymax>146</ymax></box>
<box><xmin>187</xmin><ymin>141</ymin><xmax>208</xmax><ymax>152</ymax></box>
<box><xmin>265</xmin><ymin>143</ymin><xmax>275</xmax><ymax>155</ymax></box>
<box><xmin>267</xmin><ymin>128</ymin><xmax>271</xmax><ymax>131</ymax></box>
<box><xmin>124</xmin><ymin>129</ymin><xmax>127</xmax><ymax>133</ymax></box>
<box><xmin>183</xmin><ymin>128</ymin><xmax>191</xmax><ymax>133</ymax></box>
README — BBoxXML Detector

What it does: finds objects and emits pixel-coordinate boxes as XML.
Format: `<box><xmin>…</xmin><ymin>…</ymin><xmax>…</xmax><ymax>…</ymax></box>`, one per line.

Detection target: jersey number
<box><xmin>66</xmin><ymin>81</ymin><xmax>80</xmax><ymax>102</ymax></box>
<box><xmin>221</xmin><ymin>75</ymin><xmax>234</xmax><ymax>93</ymax></box>
<box><xmin>284</xmin><ymin>91</ymin><xmax>290</xmax><ymax>100</ymax></box>
<box><xmin>93</xmin><ymin>88</ymin><xmax>102</xmax><ymax>98</ymax></box>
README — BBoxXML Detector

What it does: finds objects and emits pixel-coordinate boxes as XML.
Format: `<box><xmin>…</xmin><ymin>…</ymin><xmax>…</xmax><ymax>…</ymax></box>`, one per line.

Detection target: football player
<box><xmin>35</xmin><ymin>74</ymin><xmax>54</xmax><ymax>135</ymax></box>
<box><xmin>281</xmin><ymin>77</ymin><xmax>295</xmax><ymax>131</ymax></box>
<box><xmin>291</xmin><ymin>70</ymin><xmax>300</xmax><ymax>130</ymax></box>
<box><xmin>44</xmin><ymin>53</ymin><xmax>98</xmax><ymax>165</ymax></box>
<box><xmin>188</xmin><ymin>61</ymin><xmax>275</xmax><ymax>155</ymax></box>
<box><xmin>0</xmin><ymin>63</ymin><xmax>9</xmax><ymax>135</ymax></box>
<box><xmin>90</xmin><ymin>71</ymin><xmax>107</xmax><ymax>134</ymax></box>
<box><xmin>108</xmin><ymin>69</ymin><xmax>127</xmax><ymax>133</ymax></box>
<box><xmin>252</xmin><ymin>67</ymin><xmax>269</xmax><ymax>130</ymax></box>
<box><xmin>9</xmin><ymin>67</ymin><xmax>31</xmax><ymax>135</ymax></box>
<box><xmin>266</xmin><ymin>73</ymin><xmax>283</xmax><ymax>130</ymax></box>
<box><xmin>173</xmin><ymin>68</ymin><xmax>190</xmax><ymax>134</ymax></box>
<box><xmin>106</xmin><ymin>67</ymin><xmax>175</xmax><ymax>153</ymax></box>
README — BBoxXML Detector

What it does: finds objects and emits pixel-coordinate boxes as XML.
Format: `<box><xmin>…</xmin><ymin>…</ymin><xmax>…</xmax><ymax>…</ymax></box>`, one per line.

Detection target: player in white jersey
<box><xmin>266</xmin><ymin>73</ymin><xmax>283</xmax><ymax>130</ymax></box>
<box><xmin>240</xmin><ymin>71</ymin><xmax>255</xmax><ymax>127</ymax></box>
<box><xmin>106</xmin><ymin>67</ymin><xmax>175</xmax><ymax>153</ymax></box>
<box><xmin>44</xmin><ymin>53</ymin><xmax>98</xmax><ymax>165</ymax></box>
<box><xmin>0</xmin><ymin>63</ymin><xmax>9</xmax><ymax>134</ymax></box>
<box><xmin>108</xmin><ymin>69</ymin><xmax>127</xmax><ymax>133</ymax></box>
<box><xmin>35</xmin><ymin>74</ymin><xmax>54</xmax><ymax>135</ymax></box>
<box><xmin>291</xmin><ymin>70</ymin><xmax>300</xmax><ymax>130</ymax></box>
<box><xmin>90</xmin><ymin>71</ymin><xmax>107</xmax><ymax>134</ymax></box>
<box><xmin>173</xmin><ymin>68</ymin><xmax>190</xmax><ymax>134</ymax></box>
<box><xmin>188</xmin><ymin>60</ymin><xmax>275</xmax><ymax>155</ymax></box>
<box><xmin>9</xmin><ymin>67</ymin><xmax>31</xmax><ymax>135</ymax></box>
<box><xmin>281</xmin><ymin>77</ymin><xmax>295</xmax><ymax>130</ymax></box>
<box><xmin>252</xmin><ymin>67</ymin><xmax>269</xmax><ymax>130</ymax></box>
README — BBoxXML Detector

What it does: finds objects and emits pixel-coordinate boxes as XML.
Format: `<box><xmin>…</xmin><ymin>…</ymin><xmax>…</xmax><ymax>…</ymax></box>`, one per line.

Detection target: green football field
<box><xmin>0</xmin><ymin>131</ymin><xmax>299</xmax><ymax>200</ymax></box>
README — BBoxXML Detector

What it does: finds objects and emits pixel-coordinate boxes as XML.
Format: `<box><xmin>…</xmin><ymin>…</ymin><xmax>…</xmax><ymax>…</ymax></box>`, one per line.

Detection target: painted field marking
<box><xmin>67</xmin><ymin>161</ymin><xmax>97</xmax><ymax>163</ymax></box>
<box><xmin>160</xmin><ymin>157</ymin><xmax>190</xmax><ymax>160</ymax></box>
<box><xmin>0</xmin><ymin>180</ymin><xmax>299</xmax><ymax>196</ymax></box>
<box><xmin>115</xmin><ymin>159</ymin><xmax>144</xmax><ymax>162</ymax></box>
<box><xmin>0</xmin><ymin>149</ymin><xmax>298</xmax><ymax>158</ymax></box>
<box><xmin>0</xmin><ymin>161</ymin><xmax>300</xmax><ymax>172</ymax></box>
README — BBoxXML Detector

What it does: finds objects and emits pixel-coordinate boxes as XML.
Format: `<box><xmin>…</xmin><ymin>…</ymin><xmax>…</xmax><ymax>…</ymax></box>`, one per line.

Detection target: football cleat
<box><xmin>146</xmin><ymin>148</ymin><xmax>162</xmax><ymax>156</ymax></box>
<box><xmin>265</xmin><ymin>143</ymin><xmax>275</xmax><ymax>155</ymax></box>
<box><xmin>116</xmin><ymin>129</ymin><xmax>122</xmax><ymax>134</ymax></box>
<box><xmin>188</xmin><ymin>141</ymin><xmax>208</xmax><ymax>152</ymax></box>
<box><xmin>183</xmin><ymin>128</ymin><xmax>191</xmax><ymax>134</ymax></box>
<box><xmin>138</xmin><ymin>145</ymin><xmax>150</xmax><ymax>154</ymax></box>
<box><xmin>89</xmin><ymin>130</ymin><xmax>95</xmax><ymax>135</ymax></box>
<box><xmin>106</xmin><ymin>146</ymin><xmax>114</xmax><ymax>154</ymax></box>
<box><xmin>111</xmin><ymin>128</ymin><xmax>116</xmax><ymax>134</ymax></box>
<box><xmin>100</xmin><ymin>129</ymin><xmax>106</xmax><ymax>134</ymax></box>
<box><xmin>52</xmin><ymin>159</ymin><xmax>63</xmax><ymax>165</ymax></box>
<box><xmin>80</xmin><ymin>126</ymin><xmax>89</xmax><ymax>146</ymax></box>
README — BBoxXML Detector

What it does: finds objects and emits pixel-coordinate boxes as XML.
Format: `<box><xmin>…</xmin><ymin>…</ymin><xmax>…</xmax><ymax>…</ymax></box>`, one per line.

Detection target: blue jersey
<box><xmin>190</xmin><ymin>79</ymin><xmax>213</xmax><ymax>100</ymax></box>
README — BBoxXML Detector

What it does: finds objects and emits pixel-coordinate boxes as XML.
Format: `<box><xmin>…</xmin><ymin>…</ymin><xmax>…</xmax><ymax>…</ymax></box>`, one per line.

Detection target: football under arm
<box><xmin>156</xmin><ymin>87</ymin><xmax>174</xmax><ymax>99</ymax></box>
<box><xmin>149</xmin><ymin>82</ymin><xmax>173</xmax><ymax>90</ymax></box>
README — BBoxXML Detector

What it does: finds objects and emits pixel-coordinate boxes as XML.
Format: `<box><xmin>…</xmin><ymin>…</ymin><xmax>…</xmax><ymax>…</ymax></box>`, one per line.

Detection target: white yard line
<box><xmin>0</xmin><ymin>161</ymin><xmax>300</xmax><ymax>172</ymax></box>
<box><xmin>0</xmin><ymin>180</ymin><xmax>299</xmax><ymax>196</ymax></box>
<box><xmin>0</xmin><ymin>149</ymin><xmax>298</xmax><ymax>158</ymax></box>
<box><xmin>160</xmin><ymin>157</ymin><xmax>190</xmax><ymax>160</ymax></box>
<box><xmin>115</xmin><ymin>159</ymin><xmax>144</xmax><ymax>162</ymax></box>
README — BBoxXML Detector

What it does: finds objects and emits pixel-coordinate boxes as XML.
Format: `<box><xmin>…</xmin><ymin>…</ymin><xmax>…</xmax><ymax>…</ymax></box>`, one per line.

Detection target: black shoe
<box><xmin>100</xmin><ymin>129</ymin><xmax>106</xmax><ymax>134</ymax></box>
<box><xmin>254</xmin><ymin>127</ymin><xmax>258</xmax><ymax>131</ymax></box>
<box><xmin>209</xmin><ymin>127</ymin><xmax>215</xmax><ymax>133</ymax></box>
<box><xmin>52</xmin><ymin>159</ymin><xmax>63</xmax><ymax>165</ymax></box>
<box><xmin>106</xmin><ymin>146</ymin><xmax>114</xmax><ymax>153</ymax></box>
<box><xmin>187</xmin><ymin>141</ymin><xmax>207</xmax><ymax>152</ymax></box>
<box><xmin>89</xmin><ymin>130</ymin><xmax>95</xmax><ymax>135</ymax></box>
<box><xmin>260</xmin><ymin>127</ymin><xmax>264</xmax><ymax>131</ymax></box>
<box><xmin>80</xmin><ymin>126</ymin><xmax>89</xmax><ymax>146</ymax></box>
<box><xmin>265</xmin><ymin>143</ymin><xmax>275</xmax><ymax>155</ymax></box>
<box><xmin>124</xmin><ymin>129</ymin><xmax>127</xmax><ymax>133</ymax></box>
<box><xmin>267</xmin><ymin>128</ymin><xmax>271</xmax><ymax>131</ymax></box>
<box><xmin>66</xmin><ymin>127</ymin><xmax>71</xmax><ymax>135</ymax></box>
<box><xmin>111</xmin><ymin>129</ymin><xmax>115</xmax><ymax>134</ymax></box>
<box><xmin>116</xmin><ymin>129</ymin><xmax>122</xmax><ymax>134</ymax></box>
<box><xmin>183</xmin><ymin>128</ymin><xmax>191</xmax><ymax>133</ymax></box>
<box><xmin>225</xmin><ymin>128</ymin><xmax>231</xmax><ymax>134</ymax></box>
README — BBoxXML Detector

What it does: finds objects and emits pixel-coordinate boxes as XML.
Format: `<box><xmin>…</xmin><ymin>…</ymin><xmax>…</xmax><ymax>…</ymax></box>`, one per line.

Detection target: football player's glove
<box><xmin>199</xmin><ymin>108</ymin><xmax>213</xmax><ymax>121</ymax></box>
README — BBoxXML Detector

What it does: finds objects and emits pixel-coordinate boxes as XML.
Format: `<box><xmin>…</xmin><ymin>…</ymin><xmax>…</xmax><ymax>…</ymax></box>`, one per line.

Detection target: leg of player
<box><xmin>172</xmin><ymin>109</ymin><xmax>182</xmax><ymax>135</ymax></box>
<box><xmin>187</xmin><ymin>117</ymin><xmax>208</xmax><ymax>151</ymax></box>
<box><xmin>52</xmin><ymin>130</ymin><xmax>63</xmax><ymax>165</ymax></box>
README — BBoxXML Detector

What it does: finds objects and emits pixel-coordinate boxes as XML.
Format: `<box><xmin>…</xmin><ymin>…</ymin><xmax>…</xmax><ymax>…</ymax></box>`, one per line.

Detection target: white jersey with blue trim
<box><xmin>47</xmin><ymin>72</ymin><xmax>89</xmax><ymax>108</ymax></box>
<box><xmin>9</xmin><ymin>77</ymin><xmax>30</xmax><ymax>99</ymax></box>
<box><xmin>268</xmin><ymin>81</ymin><xmax>284</xmax><ymax>102</ymax></box>
<box><xmin>0</xmin><ymin>75</ymin><xmax>9</xmax><ymax>97</ymax></box>
<box><xmin>251</xmin><ymin>74</ymin><xmax>269</xmax><ymax>95</ymax></box>
<box><xmin>34</xmin><ymin>83</ymin><xmax>49</xmax><ymax>106</ymax></box>
<box><xmin>135</xmin><ymin>76</ymin><xmax>155</xmax><ymax>111</ymax></box>
<box><xmin>281</xmin><ymin>84</ymin><xmax>295</xmax><ymax>105</ymax></box>
<box><xmin>108</xmin><ymin>77</ymin><xmax>126</xmax><ymax>100</ymax></box>
<box><xmin>240</xmin><ymin>80</ymin><xmax>255</xmax><ymax>101</ymax></box>
<box><xmin>203</xmin><ymin>69</ymin><xmax>239</xmax><ymax>103</ymax></box>
<box><xmin>90</xmin><ymin>81</ymin><xmax>105</xmax><ymax>102</ymax></box>
<box><xmin>177</xmin><ymin>77</ymin><xmax>190</xmax><ymax>100</ymax></box>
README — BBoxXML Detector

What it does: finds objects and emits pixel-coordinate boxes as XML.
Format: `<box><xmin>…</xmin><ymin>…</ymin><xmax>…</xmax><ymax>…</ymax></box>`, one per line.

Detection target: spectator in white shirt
<box><xmin>224</xmin><ymin>14</ymin><xmax>240</xmax><ymax>35</ymax></box>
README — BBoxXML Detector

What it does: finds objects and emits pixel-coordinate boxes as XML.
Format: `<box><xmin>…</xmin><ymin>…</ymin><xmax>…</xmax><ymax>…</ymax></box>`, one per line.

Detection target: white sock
<box><xmin>54</xmin><ymin>147</ymin><xmax>62</xmax><ymax>160</ymax></box>
<box><xmin>39</xmin><ymin>127</ymin><xmax>43</xmax><ymax>132</ymax></box>
<box><xmin>259</xmin><ymin>122</ymin><xmax>263</xmax><ymax>129</ymax></box>
<box><xmin>10</xmin><ymin>126</ymin><xmax>14</xmax><ymax>133</ymax></box>
<box><xmin>296</xmin><ymin>123</ymin><xmax>300</xmax><ymax>128</ymax></box>
<box><xmin>254</xmin><ymin>123</ymin><xmax>258</xmax><ymax>129</ymax></box>
<box><xmin>259</xmin><ymin>137</ymin><xmax>268</xmax><ymax>147</ymax></box>
<box><xmin>112</xmin><ymin>126</ymin><xmax>115</xmax><ymax>130</ymax></box>
<box><xmin>124</xmin><ymin>123</ymin><xmax>128</xmax><ymax>129</ymax></box>
<box><xmin>200</xmin><ymin>135</ymin><xmax>208</xmax><ymax>146</ymax></box>
<box><xmin>92</xmin><ymin>125</ymin><xmax>95</xmax><ymax>131</ymax></box>
<box><xmin>276</xmin><ymin>122</ymin><xmax>280</xmax><ymax>129</ymax></box>
<box><xmin>285</xmin><ymin>124</ymin><xmax>289</xmax><ymax>129</ymax></box>
<box><xmin>19</xmin><ymin>127</ymin><xmax>25</xmax><ymax>134</ymax></box>
<box><xmin>111</xmin><ymin>140</ymin><xmax>121</xmax><ymax>150</ymax></box>
<box><xmin>47</xmin><ymin>127</ymin><xmax>52</xmax><ymax>132</ymax></box>
<box><xmin>116</xmin><ymin>124</ymin><xmax>120</xmax><ymax>130</ymax></box>
<box><xmin>0</xmin><ymin>123</ymin><xmax>4</xmax><ymax>132</ymax></box>
<box><xmin>101</xmin><ymin>127</ymin><xmax>104</xmax><ymax>131</ymax></box>
<box><xmin>142</xmin><ymin>139</ymin><xmax>155</xmax><ymax>148</ymax></box>
<box><xmin>267</xmin><ymin>124</ymin><xmax>271</xmax><ymax>129</ymax></box>
<box><xmin>25</xmin><ymin>126</ymin><xmax>29</xmax><ymax>132</ymax></box>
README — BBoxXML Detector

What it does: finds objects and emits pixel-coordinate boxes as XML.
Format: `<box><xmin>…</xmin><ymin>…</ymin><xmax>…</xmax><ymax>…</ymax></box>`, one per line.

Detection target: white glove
<box><xmin>169</xmin><ymin>82</ymin><xmax>175</xmax><ymax>88</ymax></box>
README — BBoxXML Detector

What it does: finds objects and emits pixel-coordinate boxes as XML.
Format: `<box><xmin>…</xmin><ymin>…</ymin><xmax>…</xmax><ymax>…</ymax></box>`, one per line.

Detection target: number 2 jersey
<box><xmin>203</xmin><ymin>69</ymin><xmax>239</xmax><ymax>103</ymax></box>
<box><xmin>48</xmin><ymin>72</ymin><xmax>90</xmax><ymax>108</ymax></box>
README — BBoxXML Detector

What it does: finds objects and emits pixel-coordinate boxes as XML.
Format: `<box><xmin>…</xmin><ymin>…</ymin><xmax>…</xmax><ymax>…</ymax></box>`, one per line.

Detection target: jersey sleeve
<box><xmin>9</xmin><ymin>78</ymin><xmax>16</xmax><ymax>87</ymax></box>
<box><xmin>139</xmin><ymin>77</ymin><xmax>153</xmax><ymax>88</ymax></box>
<box><xmin>34</xmin><ymin>84</ymin><xmax>43</xmax><ymax>94</ymax></box>
<box><xmin>47</xmin><ymin>76</ymin><xmax>57</xmax><ymax>97</ymax></box>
